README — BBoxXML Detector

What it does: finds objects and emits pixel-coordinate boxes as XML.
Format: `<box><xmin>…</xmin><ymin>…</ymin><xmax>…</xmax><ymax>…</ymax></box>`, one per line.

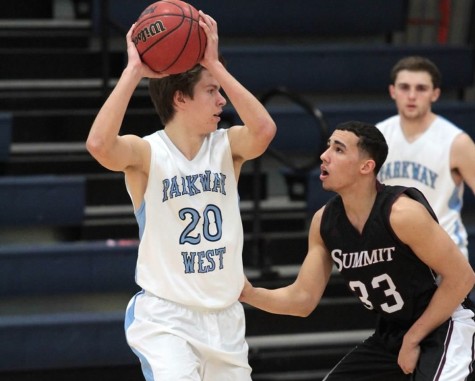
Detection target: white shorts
<box><xmin>124</xmin><ymin>291</ymin><xmax>252</xmax><ymax>381</ymax></box>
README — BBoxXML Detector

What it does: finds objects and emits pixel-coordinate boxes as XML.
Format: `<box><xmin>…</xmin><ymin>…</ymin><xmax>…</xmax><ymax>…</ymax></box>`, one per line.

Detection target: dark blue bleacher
<box><xmin>0</xmin><ymin>175</ymin><xmax>86</xmax><ymax>228</ymax></box>
<box><xmin>0</xmin><ymin>175</ymin><xmax>118</xmax><ymax>373</ymax></box>
<box><xmin>0</xmin><ymin>240</ymin><xmax>138</xmax><ymax>372</ymax></box>
<box><xmin>0</xmin><ymin>240</ymin><xmax>138</xmax><ymax>297</ymax></box>
<box><xmin>0</xmin><ymin>112</ymin><xmax>12</xmax><ymax>163</ymax></box>
<box><xmin>96</xmin><ymin>0</ymin><xmax>408</xmax><ymax>39</ymax></box>
<box><xmin>221</xmin><ymin>44</ymin><xmax>474</xmax><ymax>95</ymax></box>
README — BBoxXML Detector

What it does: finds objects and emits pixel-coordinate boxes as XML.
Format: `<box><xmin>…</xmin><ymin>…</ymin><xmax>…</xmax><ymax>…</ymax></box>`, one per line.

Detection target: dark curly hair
<box><xmin>335</xmin><ymin>121</ymin><xmax>388</xmax><ymax>174</ymax></box>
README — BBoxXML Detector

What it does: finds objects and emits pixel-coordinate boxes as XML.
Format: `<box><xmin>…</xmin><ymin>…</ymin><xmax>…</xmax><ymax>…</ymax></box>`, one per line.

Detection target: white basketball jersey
<box><xmin>377</xmin><ymin>115</ymin><xmax>468</xmax><ymax>256</ymax></box>
<box><xmin>132</xmin><ymin>129</ymin><xmax>244</xmax><ymax>309</ymax></box>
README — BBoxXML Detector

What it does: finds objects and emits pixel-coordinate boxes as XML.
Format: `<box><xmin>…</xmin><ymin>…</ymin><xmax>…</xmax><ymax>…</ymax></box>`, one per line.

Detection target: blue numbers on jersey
<box><xmin>179</xmin><ymin>208</ymin><xmax>201</xmax><ymax>244</ymax></box>
<box><xmin>179</xmin><ymin>204</ymin><xmax>226</xmax><ymax>274</ymax></box>
<box><xmin>179</xmin><ymin>204</ymin><xmax>223</xmax><ymax>244</ymax></box>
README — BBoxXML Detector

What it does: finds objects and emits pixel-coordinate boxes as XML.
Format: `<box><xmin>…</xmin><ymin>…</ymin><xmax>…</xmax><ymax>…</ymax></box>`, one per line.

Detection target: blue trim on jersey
<box><xmin>124</xmin><ymin>290</ymin><xmax>141</xmax><ymax>330</ymax></box>
<box><xmin>448</xmin><ymin>186</ymin><xmax>464</xmax><ymax>247</ymax></box>
<box><xmin>135</xmin><ymin>201</ymin><xmax>146</xmax><ymax>240</ymax></box>
<box><xmin>125</xmin><ymin>291</ymin><xmax>154</xmax><ymax>381</ymax></box>
<box><xmin>448</xmin><ymin>186</ymin><xmax>463</xmax><ymax>212</ymax></box>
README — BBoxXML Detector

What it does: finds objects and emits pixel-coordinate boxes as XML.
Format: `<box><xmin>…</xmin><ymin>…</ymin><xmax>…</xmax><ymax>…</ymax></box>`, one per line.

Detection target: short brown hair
<box><xmin>390</xmin><ymin>56</ymin><xmax>441</xmax><ymax>89</ymax></box>
<box><xmin>148</xmin><ymin>64</ymin><xmax>205</xmax><ymax>126</ymax></box>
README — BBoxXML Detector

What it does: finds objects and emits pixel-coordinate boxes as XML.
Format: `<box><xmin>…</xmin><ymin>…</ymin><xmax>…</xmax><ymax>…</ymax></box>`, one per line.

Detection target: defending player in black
<box><xmin>240</xmin><ymin>121</ymin><xmax>475</xmax><ymax>380</ymax></box>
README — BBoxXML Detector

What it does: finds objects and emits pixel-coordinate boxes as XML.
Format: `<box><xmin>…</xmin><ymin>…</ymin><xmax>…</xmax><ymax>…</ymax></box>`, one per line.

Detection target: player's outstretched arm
<box><xmin>240</xmin><ymin>208</ymin><xmax>333</xmax><ymax>317</ymax></box>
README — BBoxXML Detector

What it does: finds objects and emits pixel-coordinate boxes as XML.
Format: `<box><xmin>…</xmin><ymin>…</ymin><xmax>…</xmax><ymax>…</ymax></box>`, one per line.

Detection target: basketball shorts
<box><xmin>124</xmin><ymin>290</ymin><xmax>252</xmax><ymax>381</ymax></box>
<box><xmin>323</xmin><ymin>305</ymin><xmax>475</xmax><ymax>381</ymax></box>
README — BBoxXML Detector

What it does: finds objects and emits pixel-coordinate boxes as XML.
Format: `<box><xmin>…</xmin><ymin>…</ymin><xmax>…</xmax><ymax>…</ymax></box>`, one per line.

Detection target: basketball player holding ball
<box><xmin>86</xmin><ymin>7</ymin><xmax>276</xmax><ymax>381</ymax></box>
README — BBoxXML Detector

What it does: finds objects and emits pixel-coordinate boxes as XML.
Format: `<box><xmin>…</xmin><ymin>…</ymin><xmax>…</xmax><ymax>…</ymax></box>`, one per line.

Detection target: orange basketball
<box><xmin>131</xmin><ymin>0</ymin><xmax>206</xmax><ymax>74</ymax></box>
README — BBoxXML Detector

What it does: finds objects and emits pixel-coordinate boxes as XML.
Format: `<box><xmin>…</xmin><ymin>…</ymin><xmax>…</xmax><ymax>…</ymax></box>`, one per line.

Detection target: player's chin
<box><xmin>320</xmin><ymin>178</ymin><xmax>333</xmax><ymax>191</ymax></box>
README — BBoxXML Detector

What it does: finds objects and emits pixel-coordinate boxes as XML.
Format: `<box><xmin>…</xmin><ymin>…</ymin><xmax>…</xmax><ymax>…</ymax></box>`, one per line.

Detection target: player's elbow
<box><xmin>86</xmin><ymin>130</ymin><xmax>101</xmax><ymax>153</ymax></box>
<box><xmin>86</xmin><ymin>133</ymin><xmax>110</xmax><ymax>161</ymax></box>
<box><xmin>459</xmin><ymin>265</ymin><xmax>475</xmax><ymax>291</ymax></box>
<box><xmin>251</xmin><ymin>118</ymin><xmax>277</xmax><ymax>156</ymax></box>
<box><xmin>86</xmin><ymin>134</ymin><xmax>119</xmax><ymax>172</ymax></box>
<box><xmin>261</xmin><ymin>118</ymin><xmax>277</xmax><ymax>145</ymax></box>
<box><xmin>294</xmin><ymin>304</ymin><xmax>316</xmax><ymax>318</ymax></box>
<box><xmin>445</xmin><ymin>266</ymin><xmax>475</xmax><ymax>301</ymax></box>
<box><xmin>466</xmin><ymin>269</ymin><xmax>475</xmax><ymax>291</ymax></box>
<box><xmin>292</xmin><ymin>293</ymin><xmax>319</xmax><ymax>317</ymax></box>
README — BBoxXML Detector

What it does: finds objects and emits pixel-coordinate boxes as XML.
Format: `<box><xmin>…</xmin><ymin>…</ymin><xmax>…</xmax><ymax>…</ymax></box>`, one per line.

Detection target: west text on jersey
<box><xmin>162</xmin><ymin>171</ymin><xmax>227</xmax><ymax>201</ymax></box>
<box><xmin>181</xmin><ymin>247</ymin><xmax>226</xmax><ymax>273</ymax></box>
<box><xmin>378</xmin><ymin>161</ymin><xmax>438</xmax><ymax>189</ymax></box>
<box><xmin>331</xmin><ymin>247</ymin><xmax>395</xmax><ymax>271</ymax></box>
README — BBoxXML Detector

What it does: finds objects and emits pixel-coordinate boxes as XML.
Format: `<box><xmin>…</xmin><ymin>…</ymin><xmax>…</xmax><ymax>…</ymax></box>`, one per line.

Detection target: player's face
<box><xmin>320</xmin><ymin>130</ymin><xmax>367</xmax><ymax>192</ymax></box>
<box><xmin>186</xmin><ymin>70</ymin><xmax>227</xmax><ymax>132</ymax></box>
<box><xmin>389</xmin><ymin>70</ymin><xmax>440</xmax><ymax>121</ymax></box>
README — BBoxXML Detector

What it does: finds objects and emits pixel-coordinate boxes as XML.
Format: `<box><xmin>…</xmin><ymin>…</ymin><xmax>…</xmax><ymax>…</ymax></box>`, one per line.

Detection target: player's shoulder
<box><xmin>375</xmin><ymin>114</ymin><xmax>399</xmax><ymax>130</ymax></box>
<box><xmin>390</xmin><ymin>192</ymin><xmax>435</xmax><ymax>229</ymax></box>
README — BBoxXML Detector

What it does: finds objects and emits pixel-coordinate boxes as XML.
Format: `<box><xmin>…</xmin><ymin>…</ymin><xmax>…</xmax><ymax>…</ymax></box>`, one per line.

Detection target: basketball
<box><xmin>131</xmin><ymin>0</ymin><xmax>206</xmax><ymax>74</ymax></box>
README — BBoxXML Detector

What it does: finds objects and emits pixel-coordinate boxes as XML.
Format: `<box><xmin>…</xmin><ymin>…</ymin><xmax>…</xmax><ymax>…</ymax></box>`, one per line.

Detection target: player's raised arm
<box><xmin>198</xmin><ymin>10</ymin><xmax>276</xmax><ymax>163</ymax></box>
<box><xmin>86</xmin><ymin>24</ymin><xmax>165</xmax><ymax>173</ymax></box>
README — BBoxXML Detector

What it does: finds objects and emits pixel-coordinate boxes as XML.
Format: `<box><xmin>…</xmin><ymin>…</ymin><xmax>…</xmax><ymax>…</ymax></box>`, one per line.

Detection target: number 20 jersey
<box><xmin>320</xmin><ymin>183</ymin><xmax>439</xmax><ymax>327</ymax></box>
<box><xmin>133</xmin><ymin>129</ymin><xmax>244</xmax><ymax>309</ymax></box>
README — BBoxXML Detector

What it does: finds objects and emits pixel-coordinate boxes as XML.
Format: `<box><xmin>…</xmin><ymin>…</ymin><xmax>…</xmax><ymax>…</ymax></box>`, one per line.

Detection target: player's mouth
<box><xmin>320</xmin><ymin>165</ymin><xmax>329</xmax><ymax>180</ymax></box>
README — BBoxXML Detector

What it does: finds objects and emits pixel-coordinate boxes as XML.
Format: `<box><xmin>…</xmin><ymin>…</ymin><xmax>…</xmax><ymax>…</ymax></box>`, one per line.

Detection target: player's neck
<box><xmin>164</xmin><ymin>124</ymin><xmax>207</xmax><ymax>161</ymax></box>
<box><xmin>340</xmin><ymin>181</ymin><xmax>378</xmax><ymax>234</ymax></box>
<box><xmin>400</xmin><ymin>112</ymin><xmax>436</xmax><ymax>142</ymax></box>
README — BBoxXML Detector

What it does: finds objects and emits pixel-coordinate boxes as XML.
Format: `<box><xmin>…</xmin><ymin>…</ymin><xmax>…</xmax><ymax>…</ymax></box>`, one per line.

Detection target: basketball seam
<box><xmin>161</xmin><ymin>3</ymin><xmax>196</xmax><ymax>72</ymax></box>
<box><xmin>139</xmin><ymin>15</ymin><xmax>186</xmax><ymax>57</ymax></box>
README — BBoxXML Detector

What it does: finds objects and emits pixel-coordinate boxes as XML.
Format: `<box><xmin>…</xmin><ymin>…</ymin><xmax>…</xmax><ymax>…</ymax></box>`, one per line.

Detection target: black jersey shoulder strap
<box><xmin>385</xmin><ymin>185</ymin><xmax>438</xmax><ymax>223</ymax></box>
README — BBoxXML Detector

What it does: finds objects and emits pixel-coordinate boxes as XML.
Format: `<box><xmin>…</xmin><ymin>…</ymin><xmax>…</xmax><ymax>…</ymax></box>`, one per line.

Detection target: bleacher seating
<box><xmin>0</xmin><ymin>240</ymin><xmax>138</xmax><ymax>372</ymax></box>
<box><xmin>221</xmin><ymin>44</ymin><xmax>474</xmax><ymax>96</ymax></box>
<box><xmin>0</xmin><ymin>175</ymin><xmax>85</xmax><ymax>228</ymax></box>
<box><xmin>0</xmin><ymin>112</ymin><xmax>11</xmax><ymax>163</ymax></box>
<box><xmin>1</xmin><ymin>0</ymin><xmax>475</xmax><ymax>380</ymax></box>
<box><xmin>95</xmin><ymin>0</ymin><xmax>408</xmax><ymax>40</ymax></box>
<box><xmin>0</xmin><ymin>174</ymin><xmax>86</xmax><ymax>245</ymax></box>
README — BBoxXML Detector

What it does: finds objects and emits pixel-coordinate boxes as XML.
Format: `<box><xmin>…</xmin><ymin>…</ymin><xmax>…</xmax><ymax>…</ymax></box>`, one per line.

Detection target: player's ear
<box><xmin>174</xmin><ymin>91</ymin><xmax>186</xmax><ymax>107</ymax></box>
<box><xmin>431</xmin><ymin>87</ymin><xmax>441</xmax><ymax>103</ymax></box>
<box><xmin>361</xmin><ymin>159</ymin><xmax>376</xmax><ymax>174</ymax></box>
<box><xmin>389</xmin><ymin>84</ymin><xmax>396</xmax><ymax>99</ymax></box>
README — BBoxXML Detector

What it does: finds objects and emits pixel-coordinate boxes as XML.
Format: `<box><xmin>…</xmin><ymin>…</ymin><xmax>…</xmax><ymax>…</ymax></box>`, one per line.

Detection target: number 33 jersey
<box><xmin>132</xmin><ymin>129</ymin><xmax>244</xmax><ymax>309</ymax></box>
<box><xmin>321</xmin><ymin>183</ymin><xmax>440</xmax><ymax>326</ymax></box>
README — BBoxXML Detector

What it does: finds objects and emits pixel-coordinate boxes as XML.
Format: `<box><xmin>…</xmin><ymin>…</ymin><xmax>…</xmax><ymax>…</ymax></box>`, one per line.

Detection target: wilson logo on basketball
<box><xmin>131</xmin><ymin>0</ymin><xmax>206</xmax><ymax>74</ymax></box>
<box><xmin>132</xmin><ymin>21</ymin><xmax>167</xmax><ymax>45</ymax></box>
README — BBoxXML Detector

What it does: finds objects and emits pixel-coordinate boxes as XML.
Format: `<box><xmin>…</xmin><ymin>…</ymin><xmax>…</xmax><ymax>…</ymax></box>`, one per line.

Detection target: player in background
<box><xmin>240</xmin><ymin>121</ymin><xmax>475</xmax><ymax>380</ymax></box>
<box><xmin>376</xmin><ymin>56</ymin><xmax>475</xmax><ymax>265</ymax></box>
<box><xmin>86</xmin><ymin>10</ymin><xmax>276</xmax><ymax>381</ymax></box>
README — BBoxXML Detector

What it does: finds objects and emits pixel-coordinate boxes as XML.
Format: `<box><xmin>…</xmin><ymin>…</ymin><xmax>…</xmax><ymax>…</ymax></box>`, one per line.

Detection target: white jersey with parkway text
<box><xmin>376</xmin><ymin>115</ymin><xmax>468</xmax><ymax>257</ymax></box>
<box><xmin>130</xmin><ymin>129</ymin><xmax>244</xmax><ymax>309</ymax></box>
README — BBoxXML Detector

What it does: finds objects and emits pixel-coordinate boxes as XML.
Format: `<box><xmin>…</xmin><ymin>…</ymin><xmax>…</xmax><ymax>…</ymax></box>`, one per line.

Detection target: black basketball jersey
<box><xmin>321</xmin><ymin>183</ymin><xmax>439</xmax><ymax>328</ymax></box>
